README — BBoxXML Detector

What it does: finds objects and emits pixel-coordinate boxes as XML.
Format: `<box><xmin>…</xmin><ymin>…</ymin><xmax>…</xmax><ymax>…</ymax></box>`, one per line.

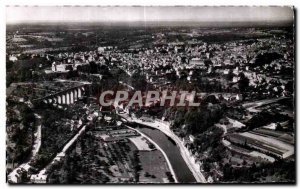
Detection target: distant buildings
<box><xmin>188</xmin><ymin>58</ymin><xmax>205</xmax><ymax>69</ymax></box>
<box><xmin>52</xmin><ymin>62</ymin><xmax>67</xmax><ymax>72</ymax></box>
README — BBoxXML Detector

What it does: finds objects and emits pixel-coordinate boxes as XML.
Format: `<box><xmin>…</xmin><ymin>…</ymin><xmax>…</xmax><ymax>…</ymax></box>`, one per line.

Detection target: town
<box><xmin>6</xmin><ymin>7</ymin><xmax>295</xmax><ymax>184</ymax></box>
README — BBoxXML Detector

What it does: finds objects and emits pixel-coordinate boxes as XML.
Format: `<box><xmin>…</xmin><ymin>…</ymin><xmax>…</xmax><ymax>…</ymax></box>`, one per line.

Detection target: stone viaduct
<box><xmin>33</xmin><ymin>84</ymin><xmax>89</xmax><ymax>105</ymax></box>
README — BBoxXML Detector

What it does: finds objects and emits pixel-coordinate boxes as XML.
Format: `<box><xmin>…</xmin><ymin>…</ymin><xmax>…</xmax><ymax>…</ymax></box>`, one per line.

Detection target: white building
<box><xmin>52</xmin><ymin>62</ymin><xmax>69</xmax><ymax>72</ymax></box>
<box><xmin>9</xmin><ymin>55</ymin><xmax>18</xmax><ymax>62</ymax></box>
<box><xmin>30</xmin><ymin>174</ymin><xmax>47</xmax><ymax>183</ymax></box>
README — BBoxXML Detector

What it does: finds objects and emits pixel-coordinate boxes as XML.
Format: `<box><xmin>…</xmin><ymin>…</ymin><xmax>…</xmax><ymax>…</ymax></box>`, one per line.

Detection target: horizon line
<box><xmin>6</xmin><ymin>20</ymin><xmax>293</xmax><ymax>26</ymax></box>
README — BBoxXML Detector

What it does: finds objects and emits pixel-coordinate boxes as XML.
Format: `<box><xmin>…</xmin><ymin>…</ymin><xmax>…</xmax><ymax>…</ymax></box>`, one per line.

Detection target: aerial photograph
<box><xmin>6</xmin><ymin>6</ymin><xmax>295</xmax><ymax>184</ymax></box>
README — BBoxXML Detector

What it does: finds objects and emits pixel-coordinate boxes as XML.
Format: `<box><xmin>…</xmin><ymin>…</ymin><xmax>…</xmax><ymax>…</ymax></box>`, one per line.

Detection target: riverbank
<box><xmin>118</xmin><ymin>113</ymin><xmax>206</xmax><ymax>183</ymax></box>
<box><xmin>126</xmin><ymin>125</ymin><xmax>178</xmax><ymax>183</ymax></box>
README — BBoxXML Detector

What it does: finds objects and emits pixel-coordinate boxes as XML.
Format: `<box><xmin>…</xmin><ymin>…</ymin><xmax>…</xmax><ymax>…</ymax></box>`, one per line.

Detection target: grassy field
<box><xmin>138</xmin><ymin>150</ymin><xmax>172</xmax><ymax>183</ymax></box>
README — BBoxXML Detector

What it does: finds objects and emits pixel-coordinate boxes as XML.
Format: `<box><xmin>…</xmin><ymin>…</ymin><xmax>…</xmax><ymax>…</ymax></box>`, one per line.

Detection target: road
<box><xmin>30</xmin><ymin>124</ymin><xmax>87</xmax><ymax>183</ymax></box>
<box><xmin>242</xmin><ymin>97</ymin><xmax>288</xmax><ymax>112</ymax></box>
<box><xmin>119</xmin><ymin>81</ymin><xmax>135</xmax><ymax>90</ymax></box>
<box><xmin>8</xmin><ymin>114</ymin><xmax>42</xmax><ymax>183</ymax></box>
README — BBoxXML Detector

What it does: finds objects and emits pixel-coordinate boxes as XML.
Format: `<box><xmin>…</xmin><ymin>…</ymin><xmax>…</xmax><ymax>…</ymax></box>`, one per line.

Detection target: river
<box><xmin>134</xmin><ymin>124</ymin><xmax>196</xmax><ymax>183</ymax></box>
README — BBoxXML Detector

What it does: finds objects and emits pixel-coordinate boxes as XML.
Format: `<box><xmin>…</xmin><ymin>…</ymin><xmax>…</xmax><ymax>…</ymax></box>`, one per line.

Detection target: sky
<box><xmin>6</xmin><ymin>6</ymin><xmax>294</xmax><ymax>24</ymax></box>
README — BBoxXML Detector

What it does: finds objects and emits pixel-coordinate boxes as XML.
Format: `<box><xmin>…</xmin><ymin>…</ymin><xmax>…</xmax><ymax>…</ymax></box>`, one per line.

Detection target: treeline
<box><xmin>245</xmin><ymin>110</ymin><xmax>293</xmax><ymax>131</ymax></box>
<box><xmin>6</xmin><ymin>103</ymin><xmax>36</xmax><ymax>165</ymax></box>
<box><xmin>29</xmin><ymin>105</ymin><xmax>84</xmax><ymax>171</ymax></box>
<box><xmin>221</xmin><ymin>160</ymin><xmax>295</xmax><ymax>183</ymax></box>
<box><xmin>6</xmin><ymin>55</ymin><xmax>51</xmax><ymax>87</ymax></box>
<box><xmin>168</xmin><ymin>96</ymin><xmax>226</xmax><ymax>136</ymax></box>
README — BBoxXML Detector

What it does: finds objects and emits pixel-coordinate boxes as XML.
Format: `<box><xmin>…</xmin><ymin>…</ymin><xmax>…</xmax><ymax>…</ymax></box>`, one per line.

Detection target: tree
<box><xmin>144</xmin><ymin>172</ymin><xmax>150</xmax><ymax>177</ymax></box>
<box><xmin>238</xmin><ymin>72</ymin><xmax>249</xmax><ymax>92</ymax></box>
<box><xmin>227</xmin><ymin>69</ymin><xmax>234</xmax><ymax>81</ymax></box>
<box><xmin>20</xmin><ymin>170</ymin><xmax>30</xmax><ymax>182</ymax></box>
